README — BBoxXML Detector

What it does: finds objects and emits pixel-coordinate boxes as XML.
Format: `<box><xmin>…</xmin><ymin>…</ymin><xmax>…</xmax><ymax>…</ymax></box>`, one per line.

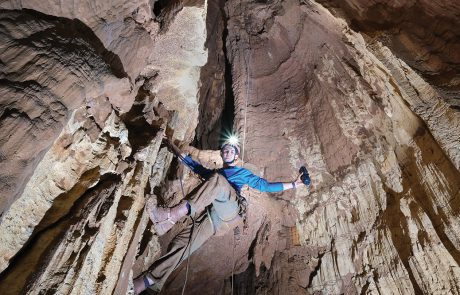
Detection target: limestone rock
<box><xmin>1</xmin><ymin>0</ymin><xmax>460</xmax><ymax>294</ymax></box>
<box><xmin>0</xmin><ymin>1</ymin><xmax>209</xmax><ymax>294</ymax></box>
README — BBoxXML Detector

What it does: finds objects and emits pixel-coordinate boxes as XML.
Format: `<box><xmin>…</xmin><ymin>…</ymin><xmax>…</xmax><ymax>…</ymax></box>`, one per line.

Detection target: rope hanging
<box><xmin>241</xmin><ymin>40</ymin><xmax>252</xmax><ymax>163</ymax></box>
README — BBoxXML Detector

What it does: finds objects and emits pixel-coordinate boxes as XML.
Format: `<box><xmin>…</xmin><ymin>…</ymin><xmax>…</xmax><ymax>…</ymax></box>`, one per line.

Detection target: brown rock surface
<box><xmin>1</xmin><ymin>0</ymin><xmax>460</xmax><ymax>294</ymax></box>
<box><xmin>0</xmin><ymin>0</ymin><xmax>208</xmax><ymax>294</ymax></box>
<box><xmin>218</xmin><ymin>0</ymin><xmax>460</xmax><ymax>294</ymax></box>
<box><xmin>316</xmin><ymin>0</ymin><xmax>460</xmax><ymax>107</ymax></box>
<box><xmin>162</xmin><ymin>0</ymin><xmax>460</xmax><ymax>293</ymax></box>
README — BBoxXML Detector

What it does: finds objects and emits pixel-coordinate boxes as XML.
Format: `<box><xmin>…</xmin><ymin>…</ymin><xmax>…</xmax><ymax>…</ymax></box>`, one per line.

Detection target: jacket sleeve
<box><xmin>244</xmin><ymin>169</ymin><xmax>283</xmax><ymax>192</ymax></box>
<box><xmin>181</xmin><ymin>155</ymin><xmax>213</xmax><ymax>179</ymax></box>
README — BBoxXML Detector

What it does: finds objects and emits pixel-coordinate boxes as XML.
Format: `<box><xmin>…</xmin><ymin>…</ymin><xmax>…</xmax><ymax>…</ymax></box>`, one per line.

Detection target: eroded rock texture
<box><xmin>0</xmin><ymin>0</ymin><xmax>459</xmax><ymax>294</ymax></box>
<box><xmin>317</xmin><ymin>0</ymin><xmax>460</xmax><ymax>101</ymax></box>
<box><xmin>220</xmin><ymin>0</ymin><xmax>460</xmax><ymax>294</ymax></box>
<box><xmin>0</xmin><ymin>0</ymin><xmax>208</xmax><ymax>294</ymax></box>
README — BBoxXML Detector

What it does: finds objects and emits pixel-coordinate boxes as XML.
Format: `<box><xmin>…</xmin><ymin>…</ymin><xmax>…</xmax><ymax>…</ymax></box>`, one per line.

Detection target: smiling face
<box><xmin>221</xmin><ymin>145</ymin><xmax>239</xmax><ymax>165</ymax></box>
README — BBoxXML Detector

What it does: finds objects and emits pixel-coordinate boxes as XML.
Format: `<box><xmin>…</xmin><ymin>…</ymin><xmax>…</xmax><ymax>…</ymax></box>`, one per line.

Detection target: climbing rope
<box><xmin>179</xmin><ymin>171</ymin><xmax>194</xmax><ymax>295</ymax></box>
<box><xmin>241</xmin><ymin>41</ymin><xmax>252</xmax><ymax>163</ymax></box>
<box><xmin>231</xmin><ymin>231</ymin><xmax>236</xmax><ymax>294</ymax></box>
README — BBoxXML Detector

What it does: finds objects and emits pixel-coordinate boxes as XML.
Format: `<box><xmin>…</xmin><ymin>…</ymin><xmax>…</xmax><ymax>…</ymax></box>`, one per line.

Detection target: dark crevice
<box><xmin>123</xmin><ymin>104</ymin><xmax>159</xmax><ymax>154</ymax></box>
<box><xmin>229</xmin><ymin>262</ymin><xmax>257</xmax><ymax>294</ymax></box>
<box><xmin>372</xmin><ymin>269</ymin><xmax>381</xmax><ymax>293</ymax></box>
<box><xmin>381</xmin><ymin>193</ymin><xmax>423</xmax><ymax>295</ymax></box>
<box><xmin>360</xmin><ymin>279</ymin><xmax>370</xmax><ymax>295</ymax></box>
<box><xmin>307</xmin><ymin>251</ymin><xmax>325</xmax><ymax>288</ymax></box>
<box><xmin>0</xmin><ymin>107</ymin><xmax>32</xmax><ymax>121</ymax></box>
<box><xmin>151</xmin><ymin>0</ymin><xmax>184</xmax><ymax>33</ymax></box>
<box><xmin>153</xmin><ymin>0</ymin><xmax>168</xmax><ymax>17</ymax></box>
<box><xmin>220</xmin><ymin>24</ymin><xmax>236</xmax><ymax>146</ymax></box>
<box><xmin>246</xmin><ymin>216</ymin><xmax>271</xmax><ymax>264</ymax></box>
<box><xmin>137</xmin><ymin>221</ymin><xmax>154</xmax><ymax>260</ymax></box>
<box><xmin>115</xmin><ymin>194</ymin><xmax>134</xmax><ymax>224</ymax></box>
<box><xmin>121</xmin><ymin>89</ymin><xmax>167</xmax><ymax>155</ymax></box>
<box><xmin>33</xmin><ymin>167</ymin><xmax>102</xmax><ymax>234</ymax></box>
<box><xmin>224</xmin><ymin>261</ymin><xmax>273</xmax><ymax>295</ymax></box>
<box><xmin>192</xmin><ymin>0</ymin><xmax>228</xmax><ymax>149</ymax></box>
<box><xmin>247</xmin><ymin>220</ymin><xmax>266</xmax><ymax>261</ymax></box>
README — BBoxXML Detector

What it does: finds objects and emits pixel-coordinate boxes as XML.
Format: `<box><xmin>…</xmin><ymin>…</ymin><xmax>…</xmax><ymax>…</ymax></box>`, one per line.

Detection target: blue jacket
<box><xmin>182</xmin><ymin>155</ymin><xmax>283</xmax><ymax>193</ymax></box>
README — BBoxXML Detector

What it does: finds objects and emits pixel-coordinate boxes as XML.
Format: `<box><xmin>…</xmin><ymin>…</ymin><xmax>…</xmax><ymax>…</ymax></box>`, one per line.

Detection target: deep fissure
<box><xmin>220</xmin><ymin>24</ymin><xmax>236</xmax><ymax>146</ymax></box>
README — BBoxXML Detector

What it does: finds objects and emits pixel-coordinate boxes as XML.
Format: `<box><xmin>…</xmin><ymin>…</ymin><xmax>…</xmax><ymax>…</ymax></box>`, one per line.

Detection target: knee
<box><xmin>211</xmin><ymin>173</ymin><xmax>229</xmax><ymax>185</ymax></box>
<box><xmin>205</xmin><ymin>173</ymin><xmax>233</xmax><ymax>194</ymax></box>
<box><xmin>209</xmin><ymin>173</ymin><xmax>222</xmax><ymax>181</ymax></box>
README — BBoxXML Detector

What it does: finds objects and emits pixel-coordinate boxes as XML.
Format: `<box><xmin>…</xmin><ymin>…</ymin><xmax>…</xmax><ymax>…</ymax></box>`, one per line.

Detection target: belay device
<box><xmin>299</xmin><ymin>166</ymin><xmax>311</xmax><ymax>186</ymax></box>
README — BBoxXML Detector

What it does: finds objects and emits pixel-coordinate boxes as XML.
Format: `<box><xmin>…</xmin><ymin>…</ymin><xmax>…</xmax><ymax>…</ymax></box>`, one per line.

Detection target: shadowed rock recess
<box><xmin>0</xmin><ymin>0</ymin><xmax>459</xmax><ymax>294</ymax></box>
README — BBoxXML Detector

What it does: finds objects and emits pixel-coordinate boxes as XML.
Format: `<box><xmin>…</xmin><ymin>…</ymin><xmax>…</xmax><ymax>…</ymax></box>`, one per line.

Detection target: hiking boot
<box><xmin>146</xmin><ymin>199</ymin><xmax>189</xmax><ymax>236</ymax></box>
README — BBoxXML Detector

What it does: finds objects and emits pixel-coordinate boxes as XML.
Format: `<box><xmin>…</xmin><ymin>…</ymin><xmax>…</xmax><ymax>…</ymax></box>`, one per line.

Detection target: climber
<box><xmin>133</xmin><ymin>135</ymin><xmax>310</xmax><ymax>294</ymax></box>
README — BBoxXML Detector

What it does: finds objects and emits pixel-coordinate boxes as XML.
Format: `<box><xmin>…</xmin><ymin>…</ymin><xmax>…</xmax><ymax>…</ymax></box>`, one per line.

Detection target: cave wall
<box><xmin>0</xmin><ymin>0</ymin><xmax>459</xmax><ymax>294</ymax></box>
<box><xmin>316</xmin><ymin>0</ymin><xmax>460</xmax><ymax>99</ymax></box>
<box><xmin>222</xmin><ymin>0</ymin><xmax>460</xmax><ymax>294</ymax></box>
<box><xmin>0</xmin><ymin>0</ymin><xmax>209</xmax><ymax>294</ymax></box>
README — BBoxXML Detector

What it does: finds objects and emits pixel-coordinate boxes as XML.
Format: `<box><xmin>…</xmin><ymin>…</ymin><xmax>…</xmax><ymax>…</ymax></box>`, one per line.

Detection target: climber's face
<box><xmin>221</xmin><ymin>145</ymin><xmax>238</xmax><ymax>165</ymax></box>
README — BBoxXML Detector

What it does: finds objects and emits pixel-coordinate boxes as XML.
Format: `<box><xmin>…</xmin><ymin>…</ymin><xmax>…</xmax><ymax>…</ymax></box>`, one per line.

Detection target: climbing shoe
<box><xmin>146</xmin><ymin>199</ymin><xmax>189</xmax><ymax>236</ymax></box>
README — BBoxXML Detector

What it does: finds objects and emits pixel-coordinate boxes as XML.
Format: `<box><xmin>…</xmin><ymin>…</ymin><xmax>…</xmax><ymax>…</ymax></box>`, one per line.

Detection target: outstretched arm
<box><xmin>281</xmin><ymin>173</ymin><xmax>304</xmax><ymax>190</ymax></box>
<box><xmin>163</xmin><ymin>137</ymin><xmax>213</xmax><ymax>179</ymax></box>
<box><xmin>245</xmin><ymin>171</ymin><xmax>307</xmax><ymax>193</ymax></box>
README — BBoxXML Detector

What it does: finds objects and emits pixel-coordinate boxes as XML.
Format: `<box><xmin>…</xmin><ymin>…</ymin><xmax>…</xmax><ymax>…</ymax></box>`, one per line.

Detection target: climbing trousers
<box><xmin>147</xmin><ymin>173</ymin><xmax>243</xmax><ymax>291</ymax></box>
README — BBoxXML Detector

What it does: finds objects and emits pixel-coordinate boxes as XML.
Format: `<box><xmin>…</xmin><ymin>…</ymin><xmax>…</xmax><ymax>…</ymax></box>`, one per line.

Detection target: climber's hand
<box><xmin>295</xmin><ymin>173</ymin><xmax>303</xmax><ymax>187</ymax></box>
<box><xmin>162</xmin><ymin>135</ymin><xmax>172</xmax><ymax>149</ymax></box>
<box><xmin>162</xmin><ymin>136</ymin><xmax>182</xmax><ymax>156</ymax></box>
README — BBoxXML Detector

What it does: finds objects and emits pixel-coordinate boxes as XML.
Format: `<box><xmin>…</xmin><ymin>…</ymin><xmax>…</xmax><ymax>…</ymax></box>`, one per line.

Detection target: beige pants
<box><xmin>147</xmin><ymin>173</ymin><xmax>242</xmax><ymax>291</ymax></box>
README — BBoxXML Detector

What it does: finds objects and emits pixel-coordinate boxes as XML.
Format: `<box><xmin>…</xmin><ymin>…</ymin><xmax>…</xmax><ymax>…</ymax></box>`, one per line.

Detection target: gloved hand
<box><xmin>162</xmin><ymin>135</ymin><xmax>182</xmax><ymax>157</ymax></box>
<box><xmin>299</xmin><ymin>166</ymin><xmax>311</xmax><ymax>186</ymax></box>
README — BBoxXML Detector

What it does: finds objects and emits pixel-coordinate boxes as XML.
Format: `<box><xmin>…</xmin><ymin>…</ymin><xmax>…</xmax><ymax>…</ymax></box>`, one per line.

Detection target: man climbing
<box><xmin>134</xmin><ymin>136</ymin><xmax>310</xmax><ymax>294</ymax></box>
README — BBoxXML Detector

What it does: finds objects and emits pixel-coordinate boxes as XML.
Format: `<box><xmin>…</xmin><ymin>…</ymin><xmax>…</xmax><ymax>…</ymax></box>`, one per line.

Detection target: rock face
<box><xmin>220</xmin><ymin>1</ymin><xmax>460</xmax><ymax>294</ymax></box>
<box><xmin>0</xmin><ymin>0</ymin><xmax>459</xmax><ymax>294</ymax></box>
<box><xmin>317</xmin><ymin>0</ymin><xmax>460</xmax><ymax>101</ymax></box>
<box><xmin>0</xmin><ymin>0</ymin><xmax>208</xmax><ymax>294</ymax></box>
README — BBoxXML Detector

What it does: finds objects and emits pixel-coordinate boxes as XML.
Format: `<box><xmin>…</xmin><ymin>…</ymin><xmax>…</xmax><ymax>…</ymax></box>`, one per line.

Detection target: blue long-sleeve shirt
<box><xmin>182</xmin><ymin>155</ymin><xmax>283</xmax><ymax>193</ymax></box>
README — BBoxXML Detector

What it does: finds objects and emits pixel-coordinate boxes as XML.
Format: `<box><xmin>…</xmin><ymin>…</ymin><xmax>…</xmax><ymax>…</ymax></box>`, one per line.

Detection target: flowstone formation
<box><xmin>0</xmin><ymin>0</ymin><xmax>459</xmax><ymax>294</ymax></box>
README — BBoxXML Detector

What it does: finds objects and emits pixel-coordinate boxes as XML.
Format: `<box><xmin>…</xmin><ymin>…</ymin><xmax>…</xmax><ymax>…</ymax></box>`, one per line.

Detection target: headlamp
<box><xmin>227</xmin><ymin>134</ymin><xmax>239</xmax><ymax>145</ymax></box>
<box><xmin>221</xmin><ymin>132</ymin><xmax>241</xmax><ymax>156</ymax></box>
